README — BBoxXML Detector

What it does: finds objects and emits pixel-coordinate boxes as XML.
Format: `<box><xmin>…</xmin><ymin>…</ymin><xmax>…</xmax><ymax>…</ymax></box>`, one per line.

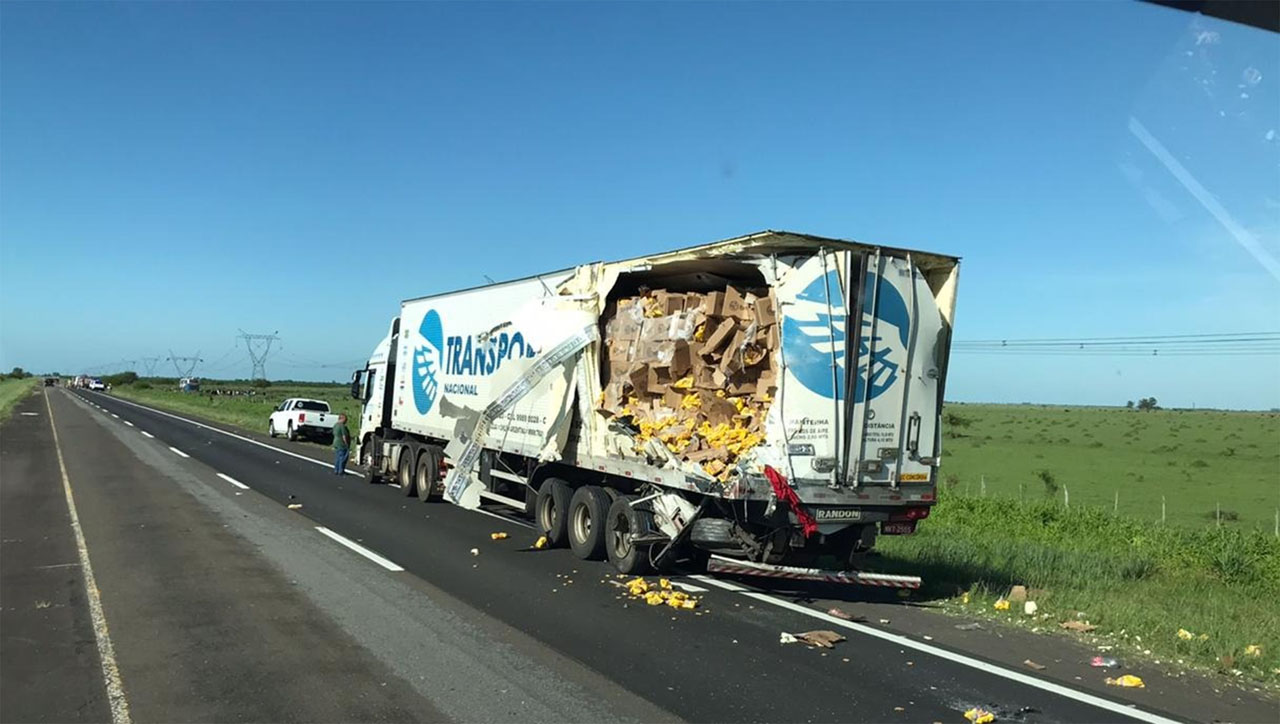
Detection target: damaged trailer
<box><xmin>350</xmin><ymin>230</ymin><xmax>959</xmax><ymax>580</ymax></box>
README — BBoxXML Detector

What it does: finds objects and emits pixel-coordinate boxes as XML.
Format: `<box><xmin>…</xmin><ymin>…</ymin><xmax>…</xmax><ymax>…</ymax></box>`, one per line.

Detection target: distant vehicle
<box><xmin>87</xmin><ymin>379</ymin><xmax>107</xmax><ymax>391</ymax></box>
<box><xmin>179</xmin><ymin>377</ymin><xmax>200</xmax><ymax>392</ymax></box>
<box><xmin>268</xmin><ymin>398</ymin><xmax>337</xmax><ymax>442</ymax></box>
<box><xmin>43</xmin><ymin>377</ymin><xmax>57</xmax><ymax>386</ymax></box>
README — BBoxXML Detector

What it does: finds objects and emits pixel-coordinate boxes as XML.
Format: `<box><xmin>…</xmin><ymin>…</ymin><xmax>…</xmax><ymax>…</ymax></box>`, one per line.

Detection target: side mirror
<box><xmin>350</xmin><ymin>369</ymin><xmax>364</xmax><ymax>400</ymax></box>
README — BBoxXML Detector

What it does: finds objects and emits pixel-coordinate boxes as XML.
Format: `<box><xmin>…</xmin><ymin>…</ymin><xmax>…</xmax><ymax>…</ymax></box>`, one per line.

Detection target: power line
<box><xmin>168</xmin><ymin>350</ymin><xmax>202</xmax><ymax>378</ymax></box>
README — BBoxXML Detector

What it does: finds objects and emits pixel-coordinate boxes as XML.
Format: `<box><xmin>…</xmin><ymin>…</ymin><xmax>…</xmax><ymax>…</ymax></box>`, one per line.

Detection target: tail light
<box><xmin>890</xmin><ymin>506</ymin><xmax>931</xmax><ymax>522</ymax></box>
<box><xmin>298</xmin><ymin>413</ymin><xmax>306</xmax><ymax>422</ymax></box>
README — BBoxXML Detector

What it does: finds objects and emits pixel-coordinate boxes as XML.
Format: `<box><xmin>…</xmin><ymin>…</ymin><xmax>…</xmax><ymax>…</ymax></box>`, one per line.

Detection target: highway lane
<box><xmin>68</xmin><ymin>388</ymin><xmax>1199</xmax><ymax>723</ymax></box>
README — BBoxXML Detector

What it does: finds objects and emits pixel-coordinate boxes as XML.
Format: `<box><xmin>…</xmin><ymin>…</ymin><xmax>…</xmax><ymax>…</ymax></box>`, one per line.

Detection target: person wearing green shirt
<box><xmin>332</xmin><ymin>414</ymin><xmax>352</xmax><ymax>475</ymax></box>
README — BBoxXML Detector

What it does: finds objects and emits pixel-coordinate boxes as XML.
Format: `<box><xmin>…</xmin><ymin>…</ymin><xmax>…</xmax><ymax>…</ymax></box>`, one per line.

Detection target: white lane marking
<box><xmin>168</xmin><ymin>446</ymin><xmax>190</xmax><ymax>458</ymax></box>
<box><xmin>123</xmin><ymin>421</ymin><xmax>134</xmax><ymax>427</ymax></box>
<box><xmin>669</xmin><ymin>581</ymin><xmax>708</xmax><ymax>593</ymax></box>
<box><xmin>693</xmin><ymin>577</ymin><xmax>1179</xmax><ymax>724</ymax></box>
<box><xmin>44</xmin><ymin>391</ymin><xmax>132</xmax><ymax>724</ymax></box>
<box><xmin>111</xmin><ymin>413</ymin><xmax>119</xmax><ymax>418</ymax></box>
<box><xmin>690</xmin><ymin>574</ymin><xmax>749</xmax><ymax>592</ymax></box>
<box><xmin>139</xmin><ymin>431</ymin><xmax>154</xmax><ymax>439</ymax></box>
<box><xmin>19</xmin><ymin>412</ymin><xmax>38</xmax><ymax>416</ymax></box>
<box><xmin>98</xmin><ymin>393</ymin><xmax>361</xmax><ymax>476</ymax></box>
<box><xmin>314</xmin><ymin>526</ymin><xmax>404</xmax><ymax>571</ymax></box>
<box><xmin>216</xmin><ymin>473</ymin><xmax>249</xmax><ymax>490</ymax></box>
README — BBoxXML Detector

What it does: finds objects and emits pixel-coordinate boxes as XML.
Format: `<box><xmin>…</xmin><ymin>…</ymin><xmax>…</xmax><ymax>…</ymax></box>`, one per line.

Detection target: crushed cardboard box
<box><xmin>598</xmin><ymin>285</ymin><xmax>778</xmax><ymax>483</ymax></box>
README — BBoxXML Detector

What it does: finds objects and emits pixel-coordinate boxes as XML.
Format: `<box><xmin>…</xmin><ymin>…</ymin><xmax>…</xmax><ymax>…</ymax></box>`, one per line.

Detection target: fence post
<box><xmin>1274</xmin><ymin>508</ymin><xmax>1278</xmax><ymax>538</ymax></box>
<box><xmin>1114</xmin><ymin>490</ymin><xmax>1118</xmax><ymax>514</ymax></box>
<box><xmin>1064</xmin><ymin>485</ymin><xmax>1070</xmax><ymax>509</ymax></box>
<box><xmin>981</xmin><ymin>476</ymin><xmax>986</xmax><ymax>497</ymax></box>
<box><xmin>1216</xmin><ymin>502</ymin><xmax>1221</xmax><ymax>529</ymax></box>
<box><xmin>1161</xmin><ymin>496</ymin><xmax>1166</xmax><ymax>525</ymax></box>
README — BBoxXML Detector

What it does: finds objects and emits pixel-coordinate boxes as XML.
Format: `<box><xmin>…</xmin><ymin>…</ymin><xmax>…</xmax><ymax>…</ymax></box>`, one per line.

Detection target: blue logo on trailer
<box><xmin>781</xmin><ymin>270</ymin><xmax>911</xmax><ymax>402</ymax></box>
<box><xmin>412</xmin><ymin>310</ymin><xmax>444</xmax><ymax>414</ymax></box>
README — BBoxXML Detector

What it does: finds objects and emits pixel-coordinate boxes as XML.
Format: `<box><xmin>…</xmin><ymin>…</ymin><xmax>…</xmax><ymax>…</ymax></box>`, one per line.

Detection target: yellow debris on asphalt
<box><xmin>964</xmin><ymin>707</ymin><xmax>995</xmax><ymax>723</ymax></box>
<box><xmin>490</xmin><ymin>532</ymin><xmax>509</xmax><ymax>540</ymax></box>
<box><xmin>1105</xmin><ymin>674</ymin><xmax>1145</xmax><ymax>688</ymax></box>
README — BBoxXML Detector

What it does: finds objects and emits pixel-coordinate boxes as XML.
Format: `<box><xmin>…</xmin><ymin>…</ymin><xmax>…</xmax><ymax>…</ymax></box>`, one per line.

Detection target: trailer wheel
<box><xmin>524</xmin><ymin>485</ymin><xmax>537</xmax><ymax>518</ymax></box>
<box><xmin>605</xmin><ymin>496</ymin><xmax>654</xmax><ymax>575</ymax></box>
<box><xmin>567</xmin><ymin>486</ymin><xmax>610</xmax><ymax>560</ymax></box>
<box><xmin>398</xmin><ymin>448</ymin><xmax>416</xmax><ymax>495</ymax></box>
<box><xmin>415</xmin><ymin>448</ymin><xmax>442</xmax><ymax>502</ymax></box>
<box><xmin>535</xmin><ymin>478</ymin><xmax>572</xmax><ymax>547</ymax></box>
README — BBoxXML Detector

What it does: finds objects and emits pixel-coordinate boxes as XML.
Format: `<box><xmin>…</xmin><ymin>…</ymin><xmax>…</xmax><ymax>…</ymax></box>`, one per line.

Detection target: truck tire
<box><xmin>524</xmin><ymin>485</ymin><xmax>537</xmax><ymax>518</ymax></box>
<box><xmin>535</xmin><ymin>478</ymin><xmax>572</xmax><ymax>547</ymax></box>
<box><xmin>268</xmin><ymin>421</ymin><xmax>277</xmax><ymax>438</ymax></box>
<box><xmin>416</xmin><ymin>448</ymin><xmax>442</xmax><ymax>502</ymax></box>
<box><xmin>361</xmin><ymin>438</ymin><xmax>381</xmax><ymax>484</ymax></box>
<box><xmin>287</xmin><ymin>422</ymin><xmax>297</xmax><ymax>441</ymax></box>
<box><xmin>398</xmin><ymin>448</ymin><xmax>416</xmax><ymax>496</ymax></box>
<box><xmin>605</xmin><ymin>496</ymin><xmax>654</xmax><ymax>575</ymax></box>
<box><xmin>567</xmin><ymin>486</ymin><xmax>610</xmax><ymax>560</ymax></box>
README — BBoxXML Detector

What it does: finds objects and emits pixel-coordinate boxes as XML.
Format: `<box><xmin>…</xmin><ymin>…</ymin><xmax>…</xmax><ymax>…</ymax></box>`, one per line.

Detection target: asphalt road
<box><xmin>4</xmin><ymin>387</ymin><xmax>1274</xmax><ymax>723</ymax></box>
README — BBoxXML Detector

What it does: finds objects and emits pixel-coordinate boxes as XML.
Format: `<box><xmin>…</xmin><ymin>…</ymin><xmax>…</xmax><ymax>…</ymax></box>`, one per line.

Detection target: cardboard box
<box><xmin>700</xmin><ymin>291</ymin><xmax>725</xmax><ymax>317</ymax></box>
<box><xmin>723</xmin><ymin>286</ymin><xmax>752</xmax><ymax>320</ymax></box>
<box><xmin>654</xmin><ymin>290</ymin><xmax>685</xmax><ymax>315</ymax></box>
<box><xmin>753</xmin><ymin>294</ymin><xmax>778</xmax><ymax>327</ymax></box>
<box><xmin>669</xmin><ymin>340</ymin><xmax>692</xmax><ymax>376</ymax></box>
<box><xmin>718</xmin><ymin>329</ymin><xmax>748</xmax><ymax>375</ymax></box>
<box><xmin>698</xmin><ymin>318</ymin><xmax>737</xmax><ymax>357</ymax></box>
<box><xmin>629</xmin><ymin>365</ymin><xmax>650</xmax><ymax>396</ymax></box>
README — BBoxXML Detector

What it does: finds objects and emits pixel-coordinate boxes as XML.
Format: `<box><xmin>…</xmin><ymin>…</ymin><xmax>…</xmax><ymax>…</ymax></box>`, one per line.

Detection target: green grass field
<box><xmin>110</xmin><ymin>380</ymin><xmax>361</xmax><ymax>441</ymax></box>
<box><xmin>0</xmin><ymin>377</ymin><xmax>39</xmax><ymax>422</ymax></box>
<box><xmin>939</xmin><ymin>404</ymin><xmax>1280</xmax><ymax>529</ymax></box>
<box><xmin>875</xmin><ymin>403</ymin><xmax>1280</xmax><ymax>687</ymax></box>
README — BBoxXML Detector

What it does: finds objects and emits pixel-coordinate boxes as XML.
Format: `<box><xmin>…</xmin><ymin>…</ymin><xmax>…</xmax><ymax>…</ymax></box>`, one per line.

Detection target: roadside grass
<box><xmin>0</xmin><ymin>377</ymin><xmax>39</xmax><ymax>422</ymax></box>
<box><xmin>941</xmin><ymin>404</ymin><xmax>1280</xmax><ymax>530</ymax></box>
<box><xmin>876</xmin><ymin>495</ymin><xmax>1280</xmax><ymax>687</ymax></box>
<box><xmin>109</xmin><ymin>380</ymin><xmax>361</xmax><ymax>440</ymax></box>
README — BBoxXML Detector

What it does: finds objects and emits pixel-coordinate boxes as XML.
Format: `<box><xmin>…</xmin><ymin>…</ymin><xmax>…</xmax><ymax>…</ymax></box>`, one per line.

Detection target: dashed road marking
<box><xmin>315</xmin><ymin>526</ymin><xmax>404</xmax><ymax>571</ymax></box>
<box><xmin>123</xmin><ymin>421</ymin><xmax>134</xmax><ymax>427</ymax></box>
<box><xmin>168</xmin><ymin>446</ymin><xmax>190</xmax><ymax>458</ymax></box>
<box><xmin>216</xmin><ymin>473</ymin><xmax>249</xmax><ymax>490</ymax></box>
<box><xmin>140</xmin><ymin>431</ymin><xmax>154</xmax><ymax>439</ymax></box>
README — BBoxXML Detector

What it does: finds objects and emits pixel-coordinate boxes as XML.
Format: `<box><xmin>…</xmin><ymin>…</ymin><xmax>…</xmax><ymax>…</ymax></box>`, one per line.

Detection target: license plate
<box><xmin>814</xmin><ymin>508</ymin><xmax>862</xmax><ymax>521</ymax></box>
<box><xmin>881</xmin><ymin>521</ymin><xmax>917</xmax><ymax>535</ymax></box>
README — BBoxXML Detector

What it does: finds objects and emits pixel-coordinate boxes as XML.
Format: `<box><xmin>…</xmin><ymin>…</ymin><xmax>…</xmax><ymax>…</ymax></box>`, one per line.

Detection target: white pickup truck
<box><xmin>268</xmin><ymin>398</ymin><xmax>338</xmax><ymax>442</ymax></box>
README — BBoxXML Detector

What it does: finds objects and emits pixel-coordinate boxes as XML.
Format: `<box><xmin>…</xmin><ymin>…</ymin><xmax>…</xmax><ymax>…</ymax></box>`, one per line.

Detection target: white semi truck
<box><xmin>350</xmin><ymin>230</ymin><xmax>959</xmax><ymax>581</ymax></box>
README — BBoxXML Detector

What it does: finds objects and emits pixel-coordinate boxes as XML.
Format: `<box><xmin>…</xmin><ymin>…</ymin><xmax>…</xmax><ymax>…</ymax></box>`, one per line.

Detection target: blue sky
<box><xmin>2</xmin><ymin>2</ymin><xmax>1277</xmax><ymax>408</ymax></box>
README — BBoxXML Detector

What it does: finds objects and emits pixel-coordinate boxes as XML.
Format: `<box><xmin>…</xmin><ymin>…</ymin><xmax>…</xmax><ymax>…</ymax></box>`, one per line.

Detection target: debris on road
<box><xmin>878</xmin><ymin>618</ymin><xmax>891</xmax><ymax>624</ymax></box>
<box><xmin>469</xmin><ymin>548</ymin><xmax>479</xmax><ymax>556</ymax></box>
<box><xmin>993</xmin><ymin>598</ymin><xmax>1010</xmax><ymax>611</ymax></box>
<box><xmin>621</xmin><ymin>577</ymin><xmax>699</xmax><ymax>610</ymax></box>
<box><xmin>964</xmin><ymin>706</ymin><xmax>996</xmax><ymax>723</ymax></box>
<box><xmin>1023</xmin><ymin>659</ymin><xmax>1046</xmax><ymax>671</ymax></box>
<box><xmin>796</xmin><ymin>630</ymin><xmax>846</xmax><ymax>648</ymax></box>
<box><xmin>490</xmin><ymin>532</ymin><xmax>509</xmax><ymax>540</ymax></box>
<box><xmin>1007</xmin><ymin>585</ymin><xmax>1027</xmax><ymax>603</ymax></box>
<box><xmin>1023</xmin><ymin>601</ymin><xmax>1038</xmax><ymax>616</ymax></box>
<box><xmin>780</xmin><ymin>632</ymin><xmax>799</xmax><ymax>645</ymax></box>
<box><xmin>1059</xmin><ymin>620</ymin><xmax>1096</xmax><ymax>633</ymax></box>
<box><xmin>532</xmin><ymin>536</ymin><xmax>549</xmax><ymax>550</ymax></box>
<box><xmin>1105</xmin><ymin>674</ymin><xmax>1145</xmax><ymax>688</ymax></box>
<box><xmin>827</xmin><ymin>607</ymin><xmax>854</xmax><ymax>620</ymax></box>
<box><xmin>954</xmin><ymin>622</ymin><xmax>983</xmax><ymax>631</ymax></box>
<box><xmin>1177</xmin><ymin>628</ymin><xmax>1194</xmax><ymax>641</ymax></box>
<box><xmin>286</xmin><ymin>503</ymin><xmax>302</xmax><ymax>510</ymax></box>
<box><xmin>1244</xmin><ymin>644</ymin><xmax>1262</xmax><ymax>657</ymax></box>
<box><xmin>1090</xmin><ymin>656</ymin><xmax>1120</xmax><ymax>668</ymax></box>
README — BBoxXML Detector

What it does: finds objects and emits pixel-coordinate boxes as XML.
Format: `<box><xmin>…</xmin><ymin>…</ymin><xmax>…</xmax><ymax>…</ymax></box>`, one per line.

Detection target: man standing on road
<box><xmin>332</xmin><ymin>414</ymin><xmax>352</xmax><ymax>475</ymax></box>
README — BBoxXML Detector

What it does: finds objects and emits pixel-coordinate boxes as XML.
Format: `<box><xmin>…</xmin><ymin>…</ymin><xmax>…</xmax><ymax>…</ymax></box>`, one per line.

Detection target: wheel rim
<box><xmin>571</xmin><ymin>503</ymin><xmax>591</xmax><ymax>545</ymax></box>
<box><xmin>610</xmin><ymin>511</ymin><xmax>632</xmax><ymax>558</ymax></box>
<box><xmin>538</xmin><ymin>496</ymin><xmax>554</xmax><ymax>533</ymax></box>
<box><xmin>416</xmin><ymin>460</ymin><xmax>430</xmax><ymax>496</ymax></box>
<box><xmin>400</xmin><ymin>459</ymin><xmax>411</xmax><ymax>487</ymax></box>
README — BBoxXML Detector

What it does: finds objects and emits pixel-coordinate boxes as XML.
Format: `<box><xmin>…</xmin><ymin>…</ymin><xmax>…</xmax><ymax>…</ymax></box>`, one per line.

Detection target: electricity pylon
<box><xmin>238</xmin><ymin>330</ymin><xmax>280</xmax><ymax>381</ymax></box>
<box><xmin>168</xmin><ymin>351</ymin><xmax>202</xmax><ymax>378</ymax></box>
